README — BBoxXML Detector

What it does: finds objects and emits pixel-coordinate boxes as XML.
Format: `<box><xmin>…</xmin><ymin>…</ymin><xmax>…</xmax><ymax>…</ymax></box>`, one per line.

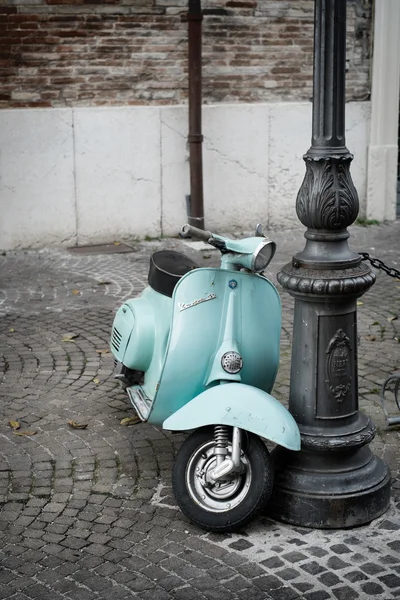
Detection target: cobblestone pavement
<box><xmin>0</xmin><ymin>222</ymin><xmax>399</xmax><ymax>600</ymax></box>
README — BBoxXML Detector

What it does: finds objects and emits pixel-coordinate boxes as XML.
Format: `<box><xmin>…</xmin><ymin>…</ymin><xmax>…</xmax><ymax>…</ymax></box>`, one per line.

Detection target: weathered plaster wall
<box><xmin>0</xmin><ymin>102</ymin><xmax>370</xmax><ymax>250</ymax></box>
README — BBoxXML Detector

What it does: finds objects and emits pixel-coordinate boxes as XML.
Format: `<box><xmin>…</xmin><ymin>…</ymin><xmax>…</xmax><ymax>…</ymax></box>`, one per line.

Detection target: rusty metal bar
<box><xmin>187</xmin><ymin>0</ymin><xmax>205</xmax><ymax>229</ymax></box>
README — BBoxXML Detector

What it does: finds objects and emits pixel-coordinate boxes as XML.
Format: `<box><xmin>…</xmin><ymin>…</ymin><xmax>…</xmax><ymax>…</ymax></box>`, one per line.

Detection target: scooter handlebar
<box><xmin>180</xmin><ymin>224</ymin><xmax>214</xmax><ymax>242</ymax></box>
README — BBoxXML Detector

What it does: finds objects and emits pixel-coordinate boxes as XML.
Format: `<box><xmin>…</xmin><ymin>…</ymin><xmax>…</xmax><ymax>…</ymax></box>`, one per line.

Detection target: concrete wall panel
<box><xmin>0</xmin><ymin>109</ymin><xmax>75</xmax><ymax>249</ymax></box>
<box><xmin>203</xmin><ymin>104</ymin><xmax>269</xmax><ymax>234</ymax></box>
<box><xmin>74</xmin><ymin>107</ymin><xmax>162</xmax><ymax>244</ymax></box>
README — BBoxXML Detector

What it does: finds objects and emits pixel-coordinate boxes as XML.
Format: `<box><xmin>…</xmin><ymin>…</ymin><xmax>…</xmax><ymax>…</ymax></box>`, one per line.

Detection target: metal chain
<box><xmin>359</xmin><ymin>253</ymin><xmax>400</xmax><ymax>280</ymax></box>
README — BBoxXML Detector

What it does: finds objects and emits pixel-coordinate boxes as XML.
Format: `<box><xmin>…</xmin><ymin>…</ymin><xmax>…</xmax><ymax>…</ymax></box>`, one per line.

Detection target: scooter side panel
<box><xmin>163</xmin><ymin>383</ymin><xmax>301</xmax><ymax>451</ymax></box>
<box><xmin>111</xmin><ymin>287</ymin><xmax>172</xmax><ymax>400</ymax></box>
<box><xmin>148</xmin><ymin>268</ymin><xmax>281</xmax><ymax>425</ymax></box>
<box><xmin>133</xmin><ymin>289</ymin><xmax>172</xmax><ymax>400</ymax></box>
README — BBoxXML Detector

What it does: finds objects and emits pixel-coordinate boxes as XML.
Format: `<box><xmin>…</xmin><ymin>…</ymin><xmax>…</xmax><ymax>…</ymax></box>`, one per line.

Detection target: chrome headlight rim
<box><xmin>251</xmin><ymin>239</ymin><xmax>276</xmax><ymax>273</ymax></box>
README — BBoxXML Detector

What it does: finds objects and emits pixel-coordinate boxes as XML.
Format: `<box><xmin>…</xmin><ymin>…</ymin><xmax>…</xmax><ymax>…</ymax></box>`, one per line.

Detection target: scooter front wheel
<box><xmin>172</xmin><ymin>426</ymin><xmax>274</xmax><ymax>532</ymax></box>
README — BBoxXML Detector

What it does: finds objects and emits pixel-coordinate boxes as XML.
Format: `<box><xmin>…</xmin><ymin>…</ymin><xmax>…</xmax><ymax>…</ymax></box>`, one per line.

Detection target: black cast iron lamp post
<box><xmin>270</xmin><ymin>0</ymin><xmax>390</xmax><ymax>528</ymax></box>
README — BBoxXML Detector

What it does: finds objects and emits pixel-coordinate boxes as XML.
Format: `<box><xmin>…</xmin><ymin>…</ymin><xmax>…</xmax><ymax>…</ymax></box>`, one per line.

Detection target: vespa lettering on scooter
<box><xmin>110</xmin><ymin>224</ymin><xmax>300</xmax><ymax>532</ymax></box>
<box><xmin>178</xmin><ymin>292</ymin><xmax>216</xmax><ymax>312</ymax></box>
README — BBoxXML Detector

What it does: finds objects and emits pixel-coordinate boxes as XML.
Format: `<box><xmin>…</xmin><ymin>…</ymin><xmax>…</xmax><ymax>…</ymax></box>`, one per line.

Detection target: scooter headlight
<box><xmin>251</xmin><ymin>239</ymin><xmax>276</xmax><ymax>273</ymax></box>
<box><xmin>221</xmin><ymin>351</ymin><xmax>243</xmax><ymax>374</ymax></box>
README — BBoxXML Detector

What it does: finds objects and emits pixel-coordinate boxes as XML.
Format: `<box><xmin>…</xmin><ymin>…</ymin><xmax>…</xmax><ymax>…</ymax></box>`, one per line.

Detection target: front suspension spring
<box><xmin>214</xmin><ymin>425</ymin><xmax>229</xmax><ymax>448</ymax></box>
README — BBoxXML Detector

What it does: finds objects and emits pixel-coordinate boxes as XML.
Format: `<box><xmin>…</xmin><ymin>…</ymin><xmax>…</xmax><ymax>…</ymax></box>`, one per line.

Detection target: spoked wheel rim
<box><xmin>186</xmin><ymin>440</ymin><xmax>252</xmax><ymax>513</ymax></box>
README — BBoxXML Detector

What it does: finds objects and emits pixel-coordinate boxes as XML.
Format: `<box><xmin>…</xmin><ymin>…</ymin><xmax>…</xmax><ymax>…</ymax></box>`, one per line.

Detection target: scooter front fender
<box><xmin>163</xmin><ymin>383</ymin><xmax>300</xmax><ymax>451</ymax></box>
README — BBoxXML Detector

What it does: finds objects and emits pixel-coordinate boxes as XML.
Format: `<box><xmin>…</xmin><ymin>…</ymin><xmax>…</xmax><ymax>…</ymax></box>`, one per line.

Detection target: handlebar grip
<box><xmin>181</xmin><ymin>224</ymin><xmax>213</xmax><ymax>242</ymax></box>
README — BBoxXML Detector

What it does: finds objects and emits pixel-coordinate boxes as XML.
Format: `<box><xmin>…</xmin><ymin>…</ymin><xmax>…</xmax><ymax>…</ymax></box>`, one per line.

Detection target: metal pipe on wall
<box><xmin>186</xmin><ymin>0</ymin><xmax>205</xmax><ymax>230</ymax></box>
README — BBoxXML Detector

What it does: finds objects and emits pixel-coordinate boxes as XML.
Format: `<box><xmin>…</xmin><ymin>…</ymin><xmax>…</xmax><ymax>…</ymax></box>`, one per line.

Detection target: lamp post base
<box><xmin>269</xmin><ymin>442</ymin><xmax>391</xmax><ymax>529</ymax></box>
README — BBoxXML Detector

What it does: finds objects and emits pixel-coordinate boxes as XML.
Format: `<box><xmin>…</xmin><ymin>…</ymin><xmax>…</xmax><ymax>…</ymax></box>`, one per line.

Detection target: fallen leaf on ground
<box><xmin>93</xmin><ymin>378</ymin><xmax>100</xmax><ymax>384</ymax></box>
<box><xmin>96</xmin><ymin>349</ymin><xmax>109</xmax><ymax>355</ymax></box>
<box><xmin>14</xmin><ymin>430</ymin><xmax>37</xmax><ymax>436</ymax></box>
<box><xmin>68</xmin><ymin>420</ymin><xmax>88</xmax><ymax>430</ymax></box>
<box><xmin>97</xmin><ymin>281</ymin><xmax>111</xmax><ymax>286</ymax></box>
<box><xmin>357</xmin><ymin>301</ymin><xmax>364</xmax><ymax>306</ymax></box>
<box><xmin>9</xmin><ymin>328</ymin><xmax>15</xmax><ymax>333</ymax></box>
<box><xmin>8</xmin><ymin>420</ymin><xmax>20</xmax><ymax>430</ymax></box>
<box><xmin>388</xmin><ymin>316</ymin><xmax>398</xmax><ymax>322</ymax></box>
<box><xmin>365</xmin><ymin>335</ymin><xmax>376</xmax><ymax>341</ymax></box>
<box><xmin>62</xmin><ymin>334</ymin><xmax>79</xmax><ymax>343</ymax></box>
<box><xmin>120</xmin><ymin>416</ymin><xmax>141</xmax><ymax>426</ymax></box>
<box><xmin>72</xmin><ymin>289</ymin><xmax>80</xmax><ymax>295</ymax></box>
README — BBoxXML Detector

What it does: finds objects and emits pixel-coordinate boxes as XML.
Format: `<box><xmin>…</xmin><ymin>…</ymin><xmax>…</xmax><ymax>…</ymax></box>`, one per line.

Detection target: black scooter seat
<box><xmin>148</xmin><ymin>250</ymin><xmax>199</xmax><ymax>297</ymax></box>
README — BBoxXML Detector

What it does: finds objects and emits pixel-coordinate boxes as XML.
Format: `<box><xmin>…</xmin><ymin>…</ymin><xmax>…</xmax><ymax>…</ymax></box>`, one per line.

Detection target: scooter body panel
<box><xmin>163</xmin><ymin>383</ymin><xmax>301</xmax><ymax>451</ymax></box>
<box><xmin>111</xmin><ymin>287</ymin><xmax>172</xmax><ymax>400</ymax></box>
<box><xmin>147</xmin><ymin>267</ymin><xmax>281</xmax><ymax>425</ymax></box>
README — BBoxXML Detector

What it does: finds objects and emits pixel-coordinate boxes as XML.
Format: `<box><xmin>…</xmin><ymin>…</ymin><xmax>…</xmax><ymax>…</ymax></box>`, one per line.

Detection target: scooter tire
<box><xmin>172</xmin><ymin>426</ymin><xmax>274</xmax><ymax>533</ymax></box>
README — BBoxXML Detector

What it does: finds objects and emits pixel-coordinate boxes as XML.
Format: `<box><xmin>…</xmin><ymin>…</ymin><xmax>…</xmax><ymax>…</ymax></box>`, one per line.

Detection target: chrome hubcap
<box><xmin>186</xmin><ymin>440</ymin><xmax>251</xmax><ymax>512</ymax></box>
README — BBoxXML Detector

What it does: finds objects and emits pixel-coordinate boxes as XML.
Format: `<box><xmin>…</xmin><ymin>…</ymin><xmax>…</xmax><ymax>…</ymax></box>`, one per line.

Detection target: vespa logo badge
<box><xmin>228</xmin><ymin>280</ymin><xmax>238</xmax><ymax>289</ymax></box>
<box><xmin>178</xmin><ymin>293</ymin><xmax>217</xmax><ymax>312</ymax></box>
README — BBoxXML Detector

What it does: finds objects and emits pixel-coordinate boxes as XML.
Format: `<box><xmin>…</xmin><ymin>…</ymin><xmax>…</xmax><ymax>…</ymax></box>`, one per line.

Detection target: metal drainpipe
<box><xmin>186</xmin><ymin>0</ymin><xmax>205</xmax><ymax>230</ymax></box>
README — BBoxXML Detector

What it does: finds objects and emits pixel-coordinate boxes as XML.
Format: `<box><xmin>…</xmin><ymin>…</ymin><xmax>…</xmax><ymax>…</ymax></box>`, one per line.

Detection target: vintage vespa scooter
<box><xmin>110</xmin><ymin>224</ymin><xmax>300</xmax><ymax>532</ymax></box>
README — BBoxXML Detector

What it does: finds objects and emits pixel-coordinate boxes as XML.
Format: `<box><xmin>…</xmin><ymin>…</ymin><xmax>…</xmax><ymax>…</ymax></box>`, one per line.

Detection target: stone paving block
<box><xmin>253</xmin><ymin>573</ymin><xmax>283</xmax><ymax>591</ymax></box>
<box><xmin>65</xmin><ymin>588</ymin><xmax>98</xmax><ymax>600</ymax></box>
<box><xmin>361</xmin><ymin>581</ymin><xmax>386</xmax><ymax>595</ymax></box>
<box><xmin>281</xmin><ymin>551</ymin><xmax>308</xmax><ymax>563</ymax></box>
<box><xmin>222</xmin><ymin>574</ymin><xmax>252</xmax><ymax>591</ymax></box>
<box><xmin>157</xmin><ymin>574</ymin><xmax>186</xmax><ymax>592</ymax></box>
<box><xmin>327</xmin><ymin>556</ymin><xmax>350</xmax><ymax>570</ymax></box>
<box><xmin>267</xmin><ymin>587</ymin><xmax>301</xmax><ymax>600</ymax></box>
<box><xmin>360</xmin><ymin>561</ymin><xmax>386</xmax><ymax>574</ymax></box>
<box><xmin>378</xmin><ymin>574</ymin><xmax>400</xmax><ymax>588</ymax></box>
<box><xmin>57</xmin><ymin>548</ymin><xmax>82</xmax><ymax>563</ymax></box>
<box><xmin>317</xmin><ymin>571</ymin><xmax>341</xmax><ymax>586</ymax></box>
<box><xmin>35</xmin><ymin>570</ymin><xmax>62</xmax><ymax>585</ymax></box>
<box><xmin>139</xmin><ymin>590</ymin><xmax>171</xmax><ymax>600</ymax></box>
<box><xmin>304</xmin><ymin>592</ymin><xmax>330</xmax><ymax>600</ymax></box>
<box><xmin>277</xmin><ymin>567</ymin><xmax>301</xmax><ymax>581</ymax></box>
<box><xmin>22</xmin><ymin>538</ymin><xmax>46</xmax><ymax>551</ymax></box>
<box><xmin>300</xmin><ymin>561</ymin><xmax>327</xmax><ymax>575</ymax></box>
<box><xmin>203</xmin><ymin>586</ymin><xmax>243</xmax><ymax>600</ymax></box>
<box><xmin>332</xmin><ymin>585</ymin><xmax>359</xmax><ymax>600</ymax></box>
<box><xmin>330</xmin><ymin>544</ymin><xmax>353</xmax><ymax>555</ymax></box>
<box><xmin>125</xmin><ymin>575</ymin><xmax>156</xmax><ymax>593</ymax></box>
<box><xmin>306</xmin><ymin>546</ymin><xmax>329</xmax><ymax>558</ymax></box>
<box><xmin>261</xmin><ymin>556</ymin><xmax>286</xmax><ymax>569</ymax></box>
<box><xmin>388</xmin><ymin>540</ymin><xmax>400</xmax><ymax>552</ymax></box>
<box><xmin>39</xmin><ymin>556</ymin><xmax>63</xmax><ymax>569</ymax></box>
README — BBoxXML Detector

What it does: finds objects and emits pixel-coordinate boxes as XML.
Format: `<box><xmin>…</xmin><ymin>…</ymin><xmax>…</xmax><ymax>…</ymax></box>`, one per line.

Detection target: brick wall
<box><xmin>0</xmin><ymin>0</ymin><xmax>372</xmax><ymax>108</ymax></box>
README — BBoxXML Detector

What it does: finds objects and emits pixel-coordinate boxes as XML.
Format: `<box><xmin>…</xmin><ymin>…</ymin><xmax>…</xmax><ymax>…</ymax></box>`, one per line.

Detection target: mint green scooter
<box><xmin>110</xmin><ymin>224</ymin><xmax>300</xmax><ymax>532</ymax></box>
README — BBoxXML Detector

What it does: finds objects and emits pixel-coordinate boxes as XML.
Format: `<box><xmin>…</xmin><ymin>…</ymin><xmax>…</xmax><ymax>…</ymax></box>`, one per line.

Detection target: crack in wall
<box><xmin>206</xmin><ymin>142</ymin><xmax>268</xmax><ymax>182</ymax></box>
